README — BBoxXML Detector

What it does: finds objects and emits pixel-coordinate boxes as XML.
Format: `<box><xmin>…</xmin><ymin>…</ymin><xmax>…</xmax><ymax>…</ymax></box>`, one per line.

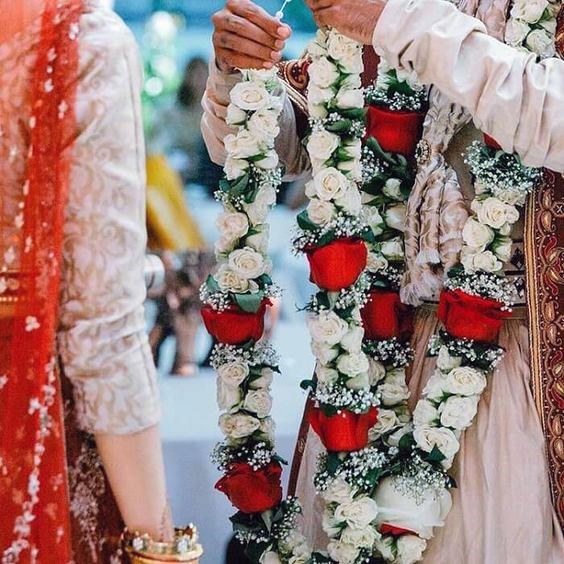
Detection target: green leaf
<box><xmin>340</xmin><ymin>107</ymin><xmax>367</xmax><ymax>121</ymax></box>
<box><xmin>326</xmin><ymin>119</ymin><xmax>353</xmax><ymax>134</ymax></box>
<box><xmin>231</xmin><ymin>173</ymin><xmax>250</xmax><ymax>196</ymax></box>
<box><xmin>245</xmin><ymin>540</ymin><xmax>271</xmax><ymax>563</ymax></box>
<box><xmin>325</xmin><ymin>451</ymin><xmax>343</xmax><ymax>475</ymax></box>
<box><xmin>205</xmin><ymin>275</ymin><xmax>220</xmax><ymax>292</ymax></box>
<box><xmin>398</xmin><ymin>432</ymin><xmax>416</xmax><ymax>452</ymax></box>
<box><xmin>297</xmin><ymin>210</ymin><xmax>319</xmax><ymax>231</ymax></box>
<box><xmin>426</xmin><ymin>445</ymin><xmax>447</xmax><ymax>463</ymax></box>
<box><xmin>233</xmin><ymin>292</ymin><xmax>263</xmax><ymax>313</ymax></box>
<box><xmin>317</xmin><ymin>230</ymin><xmax>335</xmax><ymax>248</ymax></box>
<box><xmin>219</xmin><ymin>178</ymin><xmax>232</xmax><ymax>193</ymax></box>
<box><xmin>300</xmin><ymin>379</ymin><xmax>315</xmax><ymax>391</ymax></box>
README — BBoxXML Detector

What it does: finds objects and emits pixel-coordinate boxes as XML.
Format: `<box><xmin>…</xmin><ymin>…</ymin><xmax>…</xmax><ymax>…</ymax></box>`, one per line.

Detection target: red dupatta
<box><xmin>0</xmin><ymin>0</ymin><xmax>83</xmax><ymax>561</ymax></box>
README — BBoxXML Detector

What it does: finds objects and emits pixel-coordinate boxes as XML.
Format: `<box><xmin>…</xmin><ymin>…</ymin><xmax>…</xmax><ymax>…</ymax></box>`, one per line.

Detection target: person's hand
<box><xmin>212</xmin><ymin>0</ymin><xmax>292</xmax><ymax>72</ymax></box>
<box><xmin>305</xmin><ymin>0</ymin><xmax>385</xmax><ymax>45</ymax></box>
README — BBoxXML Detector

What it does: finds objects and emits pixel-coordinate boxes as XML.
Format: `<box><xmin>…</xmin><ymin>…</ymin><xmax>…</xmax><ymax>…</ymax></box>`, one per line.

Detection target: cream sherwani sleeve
<box><xmin>373</xmin><ymin>0</ymin><xmax>564</xmax><ymax>172</ymax></box>
<box><xmin>201</xmin><ymin>61</ymin><xmax>311</xmax><ymax>180</ymax></box>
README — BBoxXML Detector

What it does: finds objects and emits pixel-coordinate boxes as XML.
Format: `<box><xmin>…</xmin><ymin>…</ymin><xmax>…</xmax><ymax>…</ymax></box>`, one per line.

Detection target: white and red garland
<box><xmin>203</xmin><ymin>2</ymin><xmax>558</xmax><ymax>563</ymax></box>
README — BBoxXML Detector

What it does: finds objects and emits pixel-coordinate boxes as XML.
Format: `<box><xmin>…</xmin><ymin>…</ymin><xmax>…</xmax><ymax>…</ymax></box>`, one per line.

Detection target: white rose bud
<box><xmin>316</xmin><ymin>365</ymin><xmax>339</xmax><ymax>386</ymax></box>
<box><xmin>260</xmin><ymin>552</ymin><xmax>282</xmax><ymax>564</ymax></box>
<box><xmin>309</xmin><ymin>56</ymin><xmax>340</xmax><ymax>88</ymax></box>
<box><xmin>245</xmin><ymin>224</ymin><xmax>270</xmax><ymax>254</ymax></box>
<box><xmin>250</xmin><ymin>367</ymin><xmax>274</xmax><ymax>389</ymax></box>
<box><xmin>346</xmin><ymin>372</ymin><xmax>370</xmax><ymax>390</ymax></box>
<box><xmin>226</xmin><ymin>104</ymin><xmax>247</xmax><ymax>126</ymax></box>
<box><xmin>228</xmin><ymin>247</ymin><xmax>266</xmax><ymax>279</ymax></box>
<box><xmin>218</xmin><ymin>360</ymin><xmax>250</xmax><ymax>387</ymax></box>
<box><xmin>248</xmin><ymin>108</ymin><xmax>281</xmax><ymax>141</ymax></box>
<box><xmin>216</xmin><ymin>211</ymin><xmax>249</xmax><ymax>242</ymax></box>
<box><xmin>259</xmin><ymin>416</ymin><xmax>276</xmax><ymax>442</ymax></box>
<box><xmin>313</xmin><ymin>167</ymin><xmax>349</xmax><ymax>201</ymax></box>
<box><xmin>396</xmin><ymin>535</ymin><xmax>427</xmax><ymax>564</ymax></box>
<box><xmin>413</xmin><ymin>426</ymin><xmax>460</xmax><ymax>462</ymax></box>
<box><xmin>439</xmin><ymin>395</ymin><xmax>480</xmax><ymax>430</ymax></box>
<box><xmin>340</xmin><ymin>526</ymin><xmax>378</xmax><ymax>549</ymax></box>
<box><xmin>307</xmin><ymin>198</ymin><xmax>335</xmax><ymax>226</ymax></box>
<box><xmin>308</xmin><ymin>83</ymin><xmax>334</xmax><ymax>105</ymax></box>
<box><xmin>322</xmin><ymin>478</ymin><xmax>357</xmax><ymax>504</ymax></box>
<box><xmin>308</xmin><ymin>311</ymin><xmax>349</xmax><ymax>346</ymax></box>
<box><xmin>230</xmin><ymin>81</ymin><xmax>271</xmax><ymax>111</ymax></box>
<box><xmin>379</xmin><ymin>382</ymin><xmax>410</xmax><ymax>406</ymax></box>
<box><xmin>505</xmin><ymin>19</ymin><xmax>531</xmax><ymax>45</ymax></box>
<box><xmin>369</xmin><ymin>409</ymin><xmax>399</xmax><ymax>439</ymax></box>
<box><xmin>367</xmin><ymin>252</ymin><xmax>388</xmax><ymax>273</ymax></box>
<box><xmin>336</xmin><ymin>88</ymin><xmax>364</xmax><ymax>109</ymax></box>
<box><xmin>335</xmin><ymin>186</ymin><xmax>362</xmax><ymax>215</ymax></box>
<box><xmin>368</xmin><ymin>359</ymin><xmax>387</xmax><ymax>385</ymax></box>
<box><xmin>374</xmin><ymin>536</ymin><xmax>395</xmax><ymax>561</ymax></box>
<box><xmin>341</xmin><ymin>326</ymin><xmax>364</xmax><ymax>353</ymax></box>
<box><xmin>327</xmin><ymin>541</ymin><xmax>359</xmax><ymax>564</ymax></box>
<box><xmin>385</xmin><ymin>204</ymin><xmax>407</xmax><ymax>232</ymax></box>
<box><xmin>217</xmin><ymin>378</ymin><xmax>243</xmax><ymax>412</ymax></box>
<box><xmin>413</xmin><ymin>400</ymin><xmax>439</xmax><ymax>427</ymax></box>
<box><xmin>491</xmin><ymin>236</ymin><xmax>513</xmax><ymax>262</ymax></box>
<box><xmin>311</xmin><ymin>341</ymin><xmax>339</xmax><ymax>364</ymax></box>
<box><xmin>461</xmin><ymin>250</ymin><xmax>502</xmax><ymax>273</ymax></box>
<box><xmin>215</xmin><ymin>265</ymin><xmax>250</xmax><ymax>293</ymax></box>
<box><xmin>224</xmin><ymin>156</ymin><xmax>249</xmax><ymax>180</ymax></box>
<box><xmin>308</xmin><ymin>102</ymin><xmax>329</xmax><ymax>119</ymax></box>
<box><xmin>510</xmin><ymin>0</ymin><xmax>548</xmax><ymax>24</ymax></box>
<box><xmin>443</xmin><ymin>366</ymin><xmax>487</xmax><ymax>396</ymax></box>
<box><xmin>337</xmin><ymin>352</ymin><xmax>370</xmax><ymax>377</ymax></box>
<box><xmin>383</xmin><ymin>178</ymin><xmax>403</xmax><ymax>200</ymax></box>
<box><xmin>474</xmin><ymin>197</ymin><xmax>519</xmax><ymax>229</ymax></box>
<box><xmin>307</xmin><ymin>130</ymin><xmax>340</xmax><ymax>166</ymax></box>
<box><xmin>256</xmin><ymin>151</ymin><xmax>279</xmax><ymax>170</ymax></box>
<box><xmin>462</xmin><ymin>218</ymin><xmax>495</xmax><ymax>251</ymax></box>
<box><xmin>244</xmin><ymin>389</ymin><xmax>273</xmax><ymax>418</ymax></box>
<box><xmin>422</xmin><ymin>371</ymin><xmax>447</xmax><ymax>402</ymax></box>
<box><xmin>334</xmin><ymin>497</ymin><xmax>379</xmax><ymax>529</ymax></box>
<box><xmin>381</xmin><ymin>238</ymin><xmax>404</xmax><ymax>260</ymax></box>
<box><xmin>219</xmin><ymin>413</ymin><xmax>260</xmax><ymax>439</ymax></box>
<box><xmin>436</xmin><ymin>346</ymin><xmax>462</xmax><ymax>371</ymax></box>
<box><xmin>225</xmin><ymin>130</ymin><xmax>263</xmax><ymax>160</ymax></box>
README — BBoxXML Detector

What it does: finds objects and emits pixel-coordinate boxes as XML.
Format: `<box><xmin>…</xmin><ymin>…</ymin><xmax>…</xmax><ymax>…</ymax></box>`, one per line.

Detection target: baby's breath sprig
<box><xmin>363</xmin><ymin>338</ymin><xmax>414</xmax><ymax>368</ymax></box>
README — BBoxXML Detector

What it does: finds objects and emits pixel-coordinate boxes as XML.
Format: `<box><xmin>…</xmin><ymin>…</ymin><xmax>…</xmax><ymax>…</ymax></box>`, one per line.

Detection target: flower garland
<box><xmin>202</xmin><ymin>67</ymin><xmax>311</xmax><ymax>564</ymax></box>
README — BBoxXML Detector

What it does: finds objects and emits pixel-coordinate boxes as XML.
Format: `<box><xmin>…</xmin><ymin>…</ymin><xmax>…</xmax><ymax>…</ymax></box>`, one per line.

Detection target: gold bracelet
<box><xmin>123</xmin><ymin>526</ymin><xmax>203</xmax><ymax>563</ymax></box>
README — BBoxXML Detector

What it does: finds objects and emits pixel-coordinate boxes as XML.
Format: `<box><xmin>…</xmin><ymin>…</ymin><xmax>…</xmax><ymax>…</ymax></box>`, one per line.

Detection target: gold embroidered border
<box><xmin>525</xmin><ymin>170</ymin><xmax>564</xmax><ymax>529</ymax></box>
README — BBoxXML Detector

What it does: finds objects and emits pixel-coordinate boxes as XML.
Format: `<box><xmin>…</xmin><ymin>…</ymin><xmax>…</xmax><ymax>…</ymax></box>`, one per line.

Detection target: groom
<box><xmin>209</xmin><ymin>0</ymin><xmax>564</xmax><ymax>171</ymax></box>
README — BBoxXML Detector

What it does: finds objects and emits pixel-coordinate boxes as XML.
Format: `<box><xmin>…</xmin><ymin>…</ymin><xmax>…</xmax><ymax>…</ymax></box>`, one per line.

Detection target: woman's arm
<box><xmin>58</xmin><ymin>8</ymin><xmax>170</xmax><ymax>539</ymax></box>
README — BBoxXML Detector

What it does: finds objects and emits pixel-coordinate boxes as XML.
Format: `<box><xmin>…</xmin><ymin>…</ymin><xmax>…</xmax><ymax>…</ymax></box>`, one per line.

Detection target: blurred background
<box><xmin>110</xmin><ymin>1</ymin><xmax>317</xmax><ymax>562</ymax></box>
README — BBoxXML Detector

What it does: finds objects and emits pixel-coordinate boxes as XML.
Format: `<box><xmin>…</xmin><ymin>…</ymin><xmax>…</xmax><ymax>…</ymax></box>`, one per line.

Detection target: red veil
<box><xmin>0</xmin><ymin>0</ymin><xmax>83</xmax><ymax>561</ymax></box>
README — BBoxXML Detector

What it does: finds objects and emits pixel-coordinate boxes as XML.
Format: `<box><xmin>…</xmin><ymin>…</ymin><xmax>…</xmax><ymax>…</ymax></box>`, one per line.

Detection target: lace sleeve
<box><xmin>57</xmin><ymin>9</ymin><xmax>160</xmax><ymax>435</ymax></box>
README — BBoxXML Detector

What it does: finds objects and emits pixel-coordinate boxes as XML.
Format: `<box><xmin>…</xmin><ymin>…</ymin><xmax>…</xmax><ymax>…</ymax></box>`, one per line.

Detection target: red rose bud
<box><xmin>438</xmin><ymin>289</ymin><xmax>512</xmax><ymax>344</ymax></box>
<box><xmin>380</xmin><ymin>524</ymin><xmax>416</xmax><ymax>537</ymax></box>
<box><xmin>366</xmin><ymin>105</ymin><xmax>426</xmax><ymax>158</ymax></box>
<box><xmin>305</xmin><ymin>237</ymin><xmax>367</xmax><ymax>292</ymax></box>
<box><xmin>361</xmin><ymin>289</ymin><xmax>414</xmax><ymax>341</ymax></box>
<box><xmin>308</xmin><ymin>407</ymin><xmax>378</xmax><ymax>452</ymax></box>
<box><xmin>483</xmin><ymin>133</ymin><xmax>502</xmax><ymax>150</ymax></box>
<box><xmin>201</xmin><ymin>300</ymin><xmax>269</xmax><ymax>345</ymax></box>
<box><xmin>215</xmin><ymin>461</ymin><xmax>283</xmax><ymax>514</ymax></box>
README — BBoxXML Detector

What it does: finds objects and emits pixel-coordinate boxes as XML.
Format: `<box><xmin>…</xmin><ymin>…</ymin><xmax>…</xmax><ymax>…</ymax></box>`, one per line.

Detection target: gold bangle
<box><xmin>123</xmin><ymin>526</ymin><xmax>203</xmax><ymax>563</ymax></box>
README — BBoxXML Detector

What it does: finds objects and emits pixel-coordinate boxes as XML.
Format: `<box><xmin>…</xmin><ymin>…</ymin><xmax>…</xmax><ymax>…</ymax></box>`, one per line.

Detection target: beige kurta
<box><xmin>200</xmin><ymin>2</ymin><xmax>564</xmax><ymax>561</ymax></box>
<box><xmin>0</xmin><ymin>0</ymin><xmax>160</xmax><ymax>435</ymax></box>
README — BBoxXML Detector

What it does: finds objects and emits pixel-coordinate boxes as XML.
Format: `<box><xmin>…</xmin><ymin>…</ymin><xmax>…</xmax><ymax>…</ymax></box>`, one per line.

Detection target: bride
<box><xmin>0</xmin><ymin>1</ymin><xmax>200</xmax><ymax>562</ymax></box>
<box><xmin>203</xmin><ymin>0</ymin><xmax>564</xmax><ymax>562</ymax></box>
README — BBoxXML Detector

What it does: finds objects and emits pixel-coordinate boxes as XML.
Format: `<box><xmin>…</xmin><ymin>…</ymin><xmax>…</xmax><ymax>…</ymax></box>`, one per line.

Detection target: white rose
<box><xmin>308</xmin><ymin>102</ymin><xmax>329</xmax><ymax>119</ymax></box>
<box><xmin>335</xmin><ymin>186</ymin><xmax>362</xmax><ymax>214</ymax></box>
<box><xmin>340</xmin><ymin>526</ymin><xmax>378</xmax><ymax>549</ymax></box>
<box><xmin>338</xmin><ymin>49</ymin><xmax>364</xmax><ymax>74</ymax></box>
<box><xmin>422</xmin><ymin>371</ymin><xmax>447</xmax><ymax>402</ymax></box>
<box><xmin>326</xmin><ymin>30</ymin><xmax>363</xmax><ymax>71</ymax></box>
<box><xmin>387</xmin><ymin>424</ymin><xmax>413</xmax><ymax>447</ymax></box>
<box><xmin>259</xmin><ymin>416</ymin><xmax>276</xmax><ymax>442</ymax></box>
<box><xmin>216</xmin><ymin>211</ymin><xmax>249</xmax><ymax>242</ymax></box>
<box><xmin>224</xmin><ymin>156</ymin><xmax>249</xmax><ymax>180</ymax></box>
<box><xmin>438</xmin><ymin>395</ymin><xmax>479</xmax><ymax>430</ymax></box>
<box><xmin>307</xmin><ymin>130</ymin><xmax>340</xmax><ymax>165</ymax></box>
<box><xmin>374</xmin><ymin>476</ymin><xmax>452</xmax><ymax>540</ymax></box>
<box><xmin>260</xmin><ymin>551</ymin><xmax>282</xmax><ymax>564</ymax></box>
<box><xmin>379</xmin><ymin>382</ymin><xmax>410</xmax><ymax>407</ymax></box>
<box><xmin>243</xmin><ymin>68</ymin><xmax>278</xmax><ymax>83</ymax></box>
<box><xmin>215</xmin><ymin>235</ymin><xmax>234</xmax><ymax>256</ymax></box>
<box><xmin>323</xmin><ymin>478</ymin><xmax>357</xmax><ymax>505</ymax></box>
<box><xmin>385</xmin><ymin>368</ymin><xmax>406</xmax><ymax>387</ymax></box>
<box><xmin>334</xmin><ymin>497</ymin><xmax>379</xmax><ymax>530</ymax></box>
<box><xmin>337</xmin><ymin>352</ymin><xmax>370</xmax><ymax>377</ymax></box>
<box><xmin>491</xmin><ymin>236</ymin><xmax>512</xmax><ymax>262</ymax></box>
<box><xmin>309</xmin><ymin>56</ymin><xmax>340</xmax><ymax>88</ymax></box>
<box><xmin>413</xmin><ymin>400</ymin><xmax>439</xmax><ymax>427</ymax></box>
<box><xmin>505</xmin><ymin>19</ymin><xmax>530</xmax><ymax>45</ymax></box>
<box><xmin>461</xmin><ymin>249</ymin><xmax>502</xmax><ymax>273</ymax></box>
<box><xmin>230</xmin><ymin>81</ymin><xmax>271</xmax><ymax>111</ymax></box>
<box><xmin>346</xmin><ymin>372</ymin><xmax>370</xmax><ymax>390</ymax></box>
<box><xmin>462</xmin><ymin>218</ymin><xmax>494</xmax><ymax>251</ymax></box>
<box><xmin>396</xmin><ymin>67</ymin><xmax>422</xmax><ymax>90</ymax></box>
<box><xmin>510</xmin><ymin>0</ymin><xmax>548</xmax><ymax>24</ymax></box>
<box><xmin>341</xmin><ymin>326</ymin><xmax>364</xmax><ymax>353</ymax></box>
<box><xmin>217</xmin><ymin>378</ymin><xmax>243</xmax><ymax>412</ymax></box>
<box><xmin>443</xmin><ymin>366</ymin><xmax>487</xmax><ymax>396</ymax></box>
<box><xmin>493</xmin><ymin>188</ymin><xmax>527</xmax><ymax>206</ymax></box>
<box><xmin>368</xmin><ymin>359</ymin><xmax>387</xmax><ymax>385</ymax></box>
<box><xmin>219</xmin><ymin>413</ymin><xmax>260</xmax><ymax>439</ymax></box>
<box><xmin>308</xmin><ymin>311</ymin><xmax>349</xmax><ymax>346</ymax></box>
<box><xmin>369</xmin><ymin>409</ymin><xmax>399</xmax><ymax>438</ymax></box>
<box><xmin>218</xmin><ymin>360</ymin><xmax>249</xmax><ymax>387</ymax></box>
<box><xmin>341</xmin><ymin>73</ymin><xmax>362</xmax><ymax>90</ymax></box>
<box><xmin>381</xmin><ymin>238</ymin><xmax>404</xmax><ymax>260</ymax></box>
<box><xmin>342</xmin><ymin>139</ymin><xmax>362</xmax><ymax>161</ymax></box>
<box><xmin>385</xmin><ymin>204</ymin><xmax>407</xmax><ymax>232</ymax></box>
<box><xmin>244</xmin><ymin>389</ymin><xmax>273</xmax><ymax>418</ymax></box>
<box><xmin>226</xmin><ymin>104</ymin><xmax>247</xmax><ymax>126</ymax></box>
<box><xmin>250</xmin><ymin>367</ymin><xmax>274</xmax><ymax>389</ymax></box>
<box><xmin>327</xmin><ymin>541</ymin><xmax>359</xmax><ymax>564</ymax></box>
<box><xmin>313</xmin><ymin>167</ymin><xmax>350</xmax><ymax>201</ymax></box>
<box><xmin>396</xmin><ymin>535</ymin><xmax>428</xmax><ymax>564</ymax></box>
<box><xmin>256</xmin><ymin>151</ymin><xmax>279</xmax><ymax>170</ymax></box>
<box><xmin>383</xmin><ymin>178</ymin><xmax>403</xmax><ymax>200</ymax></box>
<box><xmin>248</xmin><ymin>108</ymin><xmax>280</xmax><ymax>140</ymax></box>
<box><xmin>474</xmin><ymin>198</ymin><xmax>519</xmax><ymax>229</ymax></box>
<box><xmin>336</xmin><ymin>88</ymin><xmax>364</xmax><ymax>109</ymax></box>
<box><xmin>436</xmin><ymin>346</ymin><xmax>462</xmax><ymax>371</ymax></box>
<box><xmin>413</xmin><ymin>427</ymin><xmax>460</xmax><ymax>462</ymax></box>
<box><xmin>525</xmin><ymin>27</ymin><xmax>555</xmax><ymax>55</ymax></box>
<box><xmin>309</xmin><ymin>83</ymin><xmax>334</xmax><ymax>105</ymax></box>
<box><xmin>311</xmin><ymin>341</ymin><xmax>339</xmax><ymax>364</ymax></box>
<box><xmin>215</xmin><ymin>265</ymin><xmax>250</xmax><ymax>293</ymax></box>
<box><xmin>225</xmin><ymin>130</ymin><xmax>263</xmax><ymax>160</ymax></box>
<box><xmin>228</xmin><ymin>247</ymin><xmax>266</xmax><ymax>279</ymax></box>
<box><xmin>374</xmin><ymin>536</ymin><xmax>395</xmax><ymax>560</ymax></box>
<box><xmin>245</xmin><ymin>224</ymin><xmax>270</xmax><ymax>254</ymax></box>
<box><xmin>367</xmin><ymin>252</ymin><xmax>388</xmax><ymax>273</ymax></box>
<box><xmin>316</xmin><ymin>365</ymin><xmax>340</xmax><ymax>386</ymax></box>
<box><xmin>243</xmin><ymin>185</ymin><xmax>277</xmax><ymax>225</ymax></box>
<box><xmin>336</xmin><ymin>158</ymin><xmax>363</xmax><ymax>181</ymax></box>
<box><xmin>322</xmin><ymin>508</ymin><xmax>342</xmax><ymax>537</ymax></box>
<box><xmin>362</xmin><ymin>206</ymin><xmax>385</xmax><ymax>237</ymax></box>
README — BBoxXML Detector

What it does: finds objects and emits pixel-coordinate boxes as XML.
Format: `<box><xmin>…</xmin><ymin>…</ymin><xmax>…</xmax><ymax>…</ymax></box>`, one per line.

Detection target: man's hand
<box><xmin>305</xmin><ymin>0</ymin><xmax>385</xmax><ymax>45</ymax></box>
<box><xmin>212</xmin><ymin>0</ymin><xmax>292</xmax><ymax>72</ymax></box>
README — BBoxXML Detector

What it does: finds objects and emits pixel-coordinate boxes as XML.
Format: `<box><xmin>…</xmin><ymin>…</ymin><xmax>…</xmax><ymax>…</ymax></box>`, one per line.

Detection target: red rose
<box><xmin>308</xmin><ymin>407</ymin><xmax>378</xmax><ymax>452</ymax></box>
<box><xmin>483</xmin><ymin>133</ymin><xmax>502</xmax><ymax>150</ymax></box>
<box><xmin>215</xmin><ymin>461</ymin><xmax>283</xmax><ymax>514</ymax></box>
<box><xmin>438</xmin><ymin>289</ymin><xmax>511</xmax><ymax>344</ymax></box>
<box><xmin>379</xmin><ymin>524</ymin><xmax>416</xmax><ymax>537</ymax></box>
<box><xmin>201</xmin><ymin>300</ymin><xmax>269</xmax><ymax>345</ymax></box>
<box><xmin>306</xmin><ymin>237</ymin><xmax>367</xmax><ymax>292</ymax></box>
<box><xmin>366</xmin><ymin>105</ymin><xmax>426</xmax><ymax>158</ymax></box>
<box><xmin>361</xmin><ymin>289</ymin><xmax>413</xmax><ymax>341</ymax></box>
